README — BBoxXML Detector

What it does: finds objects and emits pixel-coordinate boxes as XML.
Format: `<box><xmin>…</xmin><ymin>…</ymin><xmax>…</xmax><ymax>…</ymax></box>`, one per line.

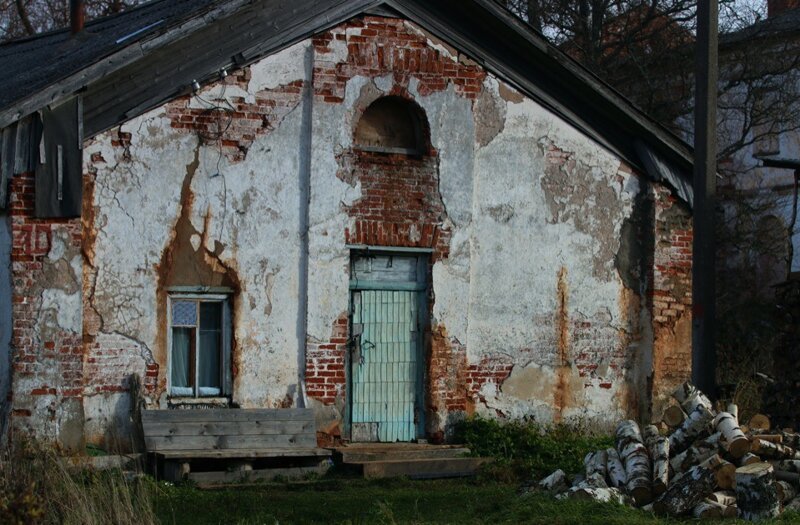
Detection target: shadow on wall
<box><xmin>0</xmin><ymin>212</ymin><xmax>11</xmax><ymax>443</ymax></box>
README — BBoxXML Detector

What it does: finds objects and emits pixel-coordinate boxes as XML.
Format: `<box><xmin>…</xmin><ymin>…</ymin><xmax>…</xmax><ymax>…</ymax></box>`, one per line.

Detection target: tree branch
<box><xmin>15</xmin><ymin>0</ymin><xmax>35</xmax><ymax>35</ymax></box>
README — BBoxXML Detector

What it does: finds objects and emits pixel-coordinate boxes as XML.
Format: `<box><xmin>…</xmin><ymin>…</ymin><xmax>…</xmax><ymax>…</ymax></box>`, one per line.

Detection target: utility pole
<box><xmin>692</xmin><ymin>0</ymin><xmax>719</xmax><ymax>396</ymax></box>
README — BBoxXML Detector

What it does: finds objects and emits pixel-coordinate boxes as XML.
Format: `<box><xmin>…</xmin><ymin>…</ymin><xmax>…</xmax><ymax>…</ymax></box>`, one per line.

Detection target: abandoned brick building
<box><xmin>0</xmin><ymin>0</ymin><xmax>696</xmax><ymax>450</ymax></box>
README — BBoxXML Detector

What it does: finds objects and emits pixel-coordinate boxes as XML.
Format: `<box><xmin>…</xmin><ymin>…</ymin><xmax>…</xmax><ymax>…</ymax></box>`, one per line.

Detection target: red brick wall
<box><xmin>768</xmin><ymin>0</ymin><xmax>800</xmax><ymax>17</ymax></box>
<box><xmin>164</xmin><ymin>69</ymin><xmax>304</xmax><ymax>162</ymax></box>
<box><xmin>651</xmin><ymin>185</ymin><xmax>693</xmax><ymax>405</ymax></box>
<box><xmin>305</xmin><ymin>313</ymin><xmax>348</xmax><ymax>405</ymax></box>
<box><xmin>312</xmin><ymin>17</ymin><xmax>486</xmax><ymax>104</ymax></box>
<box><xmin>7</xmin><ymin>173</ymin><xmax>84</xmax><ymax>439</ymax></box>
<box><xmin>7</xmin><ymin>14</ymin><xmax>696</xmax><ymax>446</ymax></box>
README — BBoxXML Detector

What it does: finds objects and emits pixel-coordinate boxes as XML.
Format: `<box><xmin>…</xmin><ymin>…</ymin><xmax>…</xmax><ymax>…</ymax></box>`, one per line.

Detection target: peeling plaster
<box><xmin>82</xmin><ymin>43</ymin><xmax>314</xmax><ymax>422</ymax></box>
<box><xmin>249</xmin><ymin>41</ymin><xmax>311</xmax><ymax>93</ymax></box>
<box><xmin>57</xmin><ymin>20</ymin><xmax>669</xmax><ymax>443</ymax></box>
<box><xmin>0</xmin><ymin>213</ymin><xmax>11</xmax><ymax>439</ymax></box>
<box><xmin>473</xmin><ymin>77</ymin><xmax>507</xmax><ymax>148</ymax></box>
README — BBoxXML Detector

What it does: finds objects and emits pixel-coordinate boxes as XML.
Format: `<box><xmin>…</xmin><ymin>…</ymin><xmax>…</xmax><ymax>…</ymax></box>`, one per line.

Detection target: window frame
<box><xmin>167</xmin><ymin>292</ymin><xmax>232</xmax><ymax>399</ymax></box>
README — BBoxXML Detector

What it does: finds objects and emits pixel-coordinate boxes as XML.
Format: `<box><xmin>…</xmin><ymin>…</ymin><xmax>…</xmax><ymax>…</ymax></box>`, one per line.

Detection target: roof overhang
<box><xmin>0</xmin><ymin>0</ymin><xmax>695</xmax><ymax>206</ymax></box>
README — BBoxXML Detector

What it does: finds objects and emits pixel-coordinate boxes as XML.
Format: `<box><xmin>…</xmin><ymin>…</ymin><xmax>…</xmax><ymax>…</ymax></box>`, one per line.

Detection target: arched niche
<box><xmin>353</xmin><ymin>96</ymin><xmax>428</xmax><ymax>155</ymax></box>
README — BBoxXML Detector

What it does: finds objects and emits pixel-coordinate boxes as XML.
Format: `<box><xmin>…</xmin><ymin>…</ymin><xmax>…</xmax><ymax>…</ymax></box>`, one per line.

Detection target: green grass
<box><xmin>454</xmin><ymin>415</ymin><xmax>614</xmax><ymax>481</ymax></box>
<box><xmin>151</xmin><ymin>476</ymin><xmax>800</xmax><ymax>525</ymax></box>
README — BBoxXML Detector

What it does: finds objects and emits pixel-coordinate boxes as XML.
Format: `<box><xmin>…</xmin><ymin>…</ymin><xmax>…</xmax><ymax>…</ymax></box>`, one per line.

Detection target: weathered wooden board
<box><xmin>144</xmin><ymin>419</ymin><xmax>314</xmax><ymax>437</ymax></box>
<box><xmin>154</xmin><ymin>448</ymin><xmax>331</xmax><ymax>459</ymax></box>
<box><xmin>145</xmin><ymin>432</ymin><xmax>317</xmax><ymax>451</ymax></box>
<box><xmin>142</xmin><ymin>408</ymin><xmax>312</xmax><ymax>423</ymax></box>
<box><xmin>187</xmin><ymin>463</ymin><xmax>329</xmax><ymax>486</ymax></box>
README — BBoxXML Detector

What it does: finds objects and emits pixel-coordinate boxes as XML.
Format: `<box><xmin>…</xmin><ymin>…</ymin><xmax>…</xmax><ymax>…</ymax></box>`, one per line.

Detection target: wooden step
<box><xmin>355</xmin><ymin>457</ymin><xmax>492</xmax><ymax>479</ymax></box>
<box><xmin>189</xmin><ymin>463</ymin><xmax>330</xmax><ymax>489</ymax></box>
<box><xmin>335</xmin><ymin>446</ymin><xmax>471</xmax><ymax>463</ymax></box>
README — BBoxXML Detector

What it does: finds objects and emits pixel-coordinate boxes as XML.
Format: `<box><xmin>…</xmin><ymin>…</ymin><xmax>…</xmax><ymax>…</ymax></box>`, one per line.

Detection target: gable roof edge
<box><xmin>0</xmin><ymin>0</ymin><xmax>252</xmax><ymax>130</ymax></box>
<box><xmin>387</xmin><ymin>0</ymin><xmax>694</xmax><ymax>205</ymax></box>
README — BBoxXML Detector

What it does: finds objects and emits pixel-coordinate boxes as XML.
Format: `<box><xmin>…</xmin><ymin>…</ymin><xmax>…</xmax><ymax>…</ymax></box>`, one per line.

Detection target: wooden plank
<box><xmin>188</xmin><ymin>463</ymin><xmax>330</xmax><ymax>487</ymax></box>
<box><xmin>145</xmin><ymin>432</ymin><xmax>318</xmax><ymax>451</ymax></box>
<box><xmin>141</xmin><ymin>408</ymin><xmax>313</xmax><ymax>424</ymax></box>
<box><xmin>359</xmin><ymin>457</ymin><xmax>492</xmax><ymax>479</ymax></box>
<box><xmin>143</xmin><ymin>419</ymin><xmax>315</xmax><ymax>437</ymax></box>
<box><xmin>154</xmin><ymin>447</ymin><xmax>331</xmax><ymax>459</ymax></box>
<box><xmin>13</xmin><ymin>117</ymin><xmax>31</xmax><ymax>174</ymax></box>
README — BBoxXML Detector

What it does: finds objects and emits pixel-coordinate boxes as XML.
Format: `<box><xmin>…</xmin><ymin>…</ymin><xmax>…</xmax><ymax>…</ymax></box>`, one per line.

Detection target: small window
<box><xmin>169</xmin><ymin>294</ymin><xmax>232</xmax><ymax>397</ymax></box>
<box><xmin>354</xmin><ymin>96</ymin><xmax>426</xmax><ymax>155</ymax></box>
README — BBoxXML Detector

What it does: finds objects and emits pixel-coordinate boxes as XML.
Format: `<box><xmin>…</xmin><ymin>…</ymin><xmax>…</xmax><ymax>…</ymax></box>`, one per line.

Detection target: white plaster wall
<box><xmin>426</xmin><ymin>74</ymin><xmax>642</xmax><ymax>424</ymax></box>
<box><xmin>80</xmin><ymin>26</ymin><xmax>651</xmax><ymax>438</ymax></box>
<box><xmin>0</xmin><ymin>212</ymin><xmax>11</xmax><ymax>439</ymax></box>
<box><xmin>83</xmin><ymin>42</ymin><xmax>312</xmax><ymax>423</ymax></box>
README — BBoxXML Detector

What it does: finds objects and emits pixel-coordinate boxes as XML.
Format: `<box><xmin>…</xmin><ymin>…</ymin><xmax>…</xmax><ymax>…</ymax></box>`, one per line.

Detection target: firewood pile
<box><xmin>536</xmin><ymin>382</ymin><xmax>800</xmax><ymax>520</ymax></box>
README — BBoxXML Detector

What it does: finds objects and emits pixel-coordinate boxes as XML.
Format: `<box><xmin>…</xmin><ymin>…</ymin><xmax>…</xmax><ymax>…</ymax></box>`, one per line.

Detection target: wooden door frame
<box><xmin>345</xmin><ymin>246</ymin><xmax>430</xmax><ymax>442</ymax></box>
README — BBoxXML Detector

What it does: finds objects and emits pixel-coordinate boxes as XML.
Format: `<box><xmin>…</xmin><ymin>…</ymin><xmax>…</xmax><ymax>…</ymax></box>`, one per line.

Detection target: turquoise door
<box><xmin>349</xmin><ymin>253</ymin><xmax>426</xmax><ymax>442</ymax></box>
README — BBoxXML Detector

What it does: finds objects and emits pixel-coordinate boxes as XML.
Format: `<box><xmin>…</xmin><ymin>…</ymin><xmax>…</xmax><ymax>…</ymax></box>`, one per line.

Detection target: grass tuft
<box><xmin>0</xmin><ymin>439</ymin><xmax>158</xmax><ymax>525</ymax></box>
<box><xmin>453</xmin><ymin>415</ymin><xmax>613</xmax><ymax>481</ymax></box>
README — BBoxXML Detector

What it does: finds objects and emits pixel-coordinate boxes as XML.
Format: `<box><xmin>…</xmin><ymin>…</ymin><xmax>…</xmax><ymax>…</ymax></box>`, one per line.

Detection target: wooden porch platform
<box><xmin>331</xmin><ymin>443</ymin><xmax>491</xmax><ymax>479</ymax></box>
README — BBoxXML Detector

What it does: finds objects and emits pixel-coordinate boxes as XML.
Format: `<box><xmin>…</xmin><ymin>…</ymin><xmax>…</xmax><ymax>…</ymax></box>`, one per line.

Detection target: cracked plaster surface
<box><xmin>76</xmin><ymin>26</ymin><xmax>655</xmax><ymax>438</ymax></box>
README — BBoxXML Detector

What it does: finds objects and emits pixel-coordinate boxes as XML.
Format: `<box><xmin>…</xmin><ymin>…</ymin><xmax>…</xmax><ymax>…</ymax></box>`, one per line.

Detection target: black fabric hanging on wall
<box><xmin>35</xmin><ymin>97</ymin><xmax>82</xmax><ymax>218</ymax></box>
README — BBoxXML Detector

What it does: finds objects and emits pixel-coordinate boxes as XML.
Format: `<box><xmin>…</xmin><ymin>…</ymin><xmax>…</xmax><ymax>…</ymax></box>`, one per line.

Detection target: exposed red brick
<box><xmin>305</xmin><ymin>312</ymin><xmax>349</xmax><ymax>406</ymax></box>
<box><xmin>8</xmin><ymin>173</ymin><xmax>84</xmax><ymax>427</ymax></box>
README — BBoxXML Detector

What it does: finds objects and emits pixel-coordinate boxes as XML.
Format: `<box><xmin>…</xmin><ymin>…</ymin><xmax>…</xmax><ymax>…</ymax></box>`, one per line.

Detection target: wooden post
<box><xmin>584</xmin><ymin>450</ymin><xmax>608</xmax><ymax>486</ymax></box>
<box><xmin>643</xmin><ymin>425</ymin><xmax>670</xmax><ymax>495</ymax></box>
<box><xmin>751</xmin><ymin>438</ymin><xmax>800</xmax><ymax>460</ymax></box>
<box><xmin>713</xmin><ymin>411</ymin><xmax>750</xmax><ymax>458</ymax></box>
<box><xmin>738</xmin><ymin>453</ymin><xmax>761</xmax><ymax>466</ymax></box>
<box><xmin>700</xmin><ymin>454</ymin><xmax>736</xmax><ymax>490</ymax></box>
<box><xmin>662</xmin><ymin>405</ymin><xmax>687</xmax><ymax>428</ymax></box>
<box><xmin>692</xmin><ymin>0</ymin><xmax>719</xmax><ymax>398</ymax></box>
<box><xmin>693</xmin><ymin>499</ymin><xmax>725</xmax><ymax>518</ymax></box>
<box><xmin>670</xmin><ymin>432</ymin><xmax>720</xmax><ymax>473</ymax></box>
<box><xmin>708</xmin><ymin>490</ymin><xmax>736</xmax><ymax>505</ymax></box>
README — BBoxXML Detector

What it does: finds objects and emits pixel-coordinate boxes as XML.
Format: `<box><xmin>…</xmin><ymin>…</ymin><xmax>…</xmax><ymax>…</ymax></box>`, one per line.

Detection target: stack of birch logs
<box><xmin>537</xmin><ymin>382</ymin><xmax>800</xmax><ymax>520</ymax></box>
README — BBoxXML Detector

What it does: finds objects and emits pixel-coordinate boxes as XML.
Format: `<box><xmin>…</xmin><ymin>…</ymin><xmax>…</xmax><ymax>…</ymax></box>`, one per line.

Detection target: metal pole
<box><xmin>692</xmin><ymin>0</ymin><xmax>719</xmax><ymax>396</ymax></box>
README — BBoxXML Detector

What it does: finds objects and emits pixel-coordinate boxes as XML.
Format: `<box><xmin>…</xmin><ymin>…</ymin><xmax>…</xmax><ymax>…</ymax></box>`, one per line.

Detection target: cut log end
<box><xmin>748</xmin><ymin>414</ymin><xmax>771</xmax><ymax>432</ymax></box>
<box><xmin>738</xmin><ymin>453</ymin><xmax>761</xmax><ymax>467</ymax></box>
<box><xmin>662</xmin><ymin>405</ymin><xmax>686</xmax><ymax>428</ymax></box>
<box><xmin>629</xmin><ymin>486</ymin><xmax>653</xmax><ymax>507</ymax></box>
<box><xmin>727</xmin><ymin>436</ymin><xmax>751</xmax><ymax>459</ymax></box>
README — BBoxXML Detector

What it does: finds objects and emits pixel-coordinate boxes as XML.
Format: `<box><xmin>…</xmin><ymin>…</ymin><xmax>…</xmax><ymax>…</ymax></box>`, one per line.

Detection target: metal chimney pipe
<box><xmin>70</xmin><ymin>0</ymin><xmax>85</xmax><ymax>34</ymax></box>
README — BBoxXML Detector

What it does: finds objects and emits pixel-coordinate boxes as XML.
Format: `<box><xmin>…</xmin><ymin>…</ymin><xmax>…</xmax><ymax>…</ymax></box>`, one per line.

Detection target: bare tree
<box><xmin>502</xmin><ymin>0</ymin><xmax>800</xmax><ymax>406</ymax></box>
<box><xmin>0</xmin><ymin>0</ymin><xmax>143</xmax><ymax>41</ymax></box>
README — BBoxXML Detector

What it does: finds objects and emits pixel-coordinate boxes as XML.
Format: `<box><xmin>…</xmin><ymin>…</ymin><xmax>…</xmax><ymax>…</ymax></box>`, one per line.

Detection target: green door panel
<box><xmin>351</xmin><ymin>289</ymin><xmax>419</xmax><ymax>442</ymax></box>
